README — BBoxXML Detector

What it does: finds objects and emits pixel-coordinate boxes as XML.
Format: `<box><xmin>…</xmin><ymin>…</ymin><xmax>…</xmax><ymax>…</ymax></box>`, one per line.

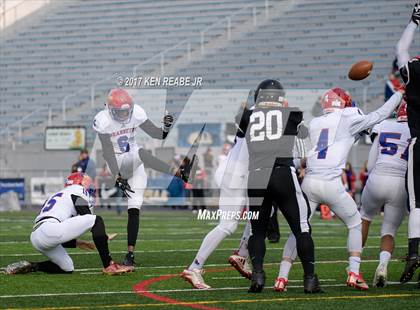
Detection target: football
<box><xmin>348</xmin><ymin>60</ymin><xmax>374</xmax><ymax>80</ymax></box>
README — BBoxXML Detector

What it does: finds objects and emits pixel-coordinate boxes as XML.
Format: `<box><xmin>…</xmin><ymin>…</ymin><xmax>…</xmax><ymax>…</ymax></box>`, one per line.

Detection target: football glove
<box><xmin>163</xmin><ymin>114</ymin><xmax>174</xmax><ymax>132</ymax></box>
<box><xmin>412</xmin><ymin>2</ymin><xmax>420</xmax><ymax>25</ymax></box>
<box><xmin>176</xmin><ymin>154</ymin><xmax>198</xmax><ymax>183</ymax></box>
<box><xmin>115</xmin><ymin>174</ymin><xmax>134</xmax><ymax>198</ymax></box>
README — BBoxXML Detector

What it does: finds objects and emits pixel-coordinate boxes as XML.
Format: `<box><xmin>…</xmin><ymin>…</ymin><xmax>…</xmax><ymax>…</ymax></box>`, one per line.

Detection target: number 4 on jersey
<box><xmin>316</xmin><ymin>128</ymin><xmax>329</xmax><ymax>159</ymax></box>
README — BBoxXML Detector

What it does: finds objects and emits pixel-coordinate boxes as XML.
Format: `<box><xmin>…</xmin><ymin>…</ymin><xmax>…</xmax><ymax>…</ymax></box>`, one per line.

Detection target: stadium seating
<box><xmin>0</xmin><ymin>0</ymin><xmax>418</xmax><ymax>174</ymax></box>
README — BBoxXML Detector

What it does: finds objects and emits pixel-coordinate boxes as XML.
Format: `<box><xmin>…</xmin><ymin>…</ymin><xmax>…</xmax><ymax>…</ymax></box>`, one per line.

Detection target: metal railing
<box><xmin>3</xmin><ymin>0</ymin><xmax>287</xmax><ymax>140</ymax></box>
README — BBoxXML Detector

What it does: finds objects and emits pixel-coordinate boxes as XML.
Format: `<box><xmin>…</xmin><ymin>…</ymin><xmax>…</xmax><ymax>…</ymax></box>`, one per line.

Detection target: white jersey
<box><xmin>34</xmin><ymin>185</ymin><xmax>92</xmax><ymax>223</ymax></box>
<box><xmin>92</xmin><ymin>104</ymin><xmax>148</xmax><ymax>154</ymax></box>
<box><xmin>214</xmin><ymin>137</ymin><xmax>249</xmax><ymax>189</ymax></box>
<box><xmin>305</xmin><ymin>92</ymin><xmax>403</xmax><ymax>179</ymax></box>
<box><xmin>368</xmin><ymin>119</ymin><xmax>410</xmax><ymax>178</ymax></box>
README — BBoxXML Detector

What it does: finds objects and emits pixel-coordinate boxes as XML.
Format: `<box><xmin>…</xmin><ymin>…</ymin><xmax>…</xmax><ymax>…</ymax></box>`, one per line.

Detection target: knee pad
<box><xmin>345</xmin><ymin>211</ymin><xmax>362</xmax><ymax>230</ymax></box>
<box><xmin>347</xmin><ymin>223</ymin><xmax>362</xmax><ymax>253</ymax></box>
<box><xmin>217</xmin><ymin>220</ymin><xmax>238</xmax><ymax>236</ymax></box>
<box><xmin>58</xmin><ymin>257</ymin><xmax>74</xmax><ymax>272</ymax></box>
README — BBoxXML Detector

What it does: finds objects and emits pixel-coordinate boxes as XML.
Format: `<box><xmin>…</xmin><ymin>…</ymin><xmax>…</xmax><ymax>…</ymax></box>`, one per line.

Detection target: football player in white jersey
<box><xmin>274</xmin><ymin>88</ymin><xmax>403</xmax><ymax>292</ymax></box>
<box><xmin>360</xmin><ymin>100</ymin><xmax>410</xmax><ymax>287</ymax></box>
<box><xmin>93</xmin><ymin>88</ymin><xmax>189</xmax><ymax>267</ymax></box>
<box><xmin>181</xmin><ymin>126</ymin><xmax>251</xmax><ymax>289</ymax></box>
<box><xmin>5</xmin><ymin>173</ymin><xmax>132</xmax><ymax>275</ymax></box>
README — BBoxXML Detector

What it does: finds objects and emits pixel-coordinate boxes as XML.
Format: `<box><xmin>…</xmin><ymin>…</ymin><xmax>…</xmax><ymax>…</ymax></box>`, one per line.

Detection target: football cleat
<box><xmin>400</xmin><ymin>254</ymin><xmax>420</xmax><ymax>284</ymax></box>
<box><xmin>304</xmin><ymin>274</ymin><xmax>323</xmax><ymax>294</ymax></box>
<box><xmin>181</xmin><ymin>268</ymin><xmax>211</xmax><ymax>289</ymax></box>
<box><xmin>274</xmin><ymin>277</ymin><xmax>288</xmax><ymax>292</ymax></box>
<box><xmin>228</xmin><ymin>254</ymin><xmax>252</xmax><ymax>280</ymax></box>
<box><xmin>347</xmin><ymin>272</ymin><xmax>369</xmax><ymax>290</ymax></box>
<box><xmin>248</xmin><ymin>270</ymin><xmax>265</xmax><ymax>293</ymax></box>
<box><xmin>102</xmin><ymin>261</ymin><xmax>133</xmax><ymax>275</ymax></box>
<box><xmin>122</xmin><ymin>252</ymin><xmax>135</xmax><ymax>267</ymax></box>
<box><xmin>5</xmin><ymin>260</ymin><xmax>33</xmax><ymax>275</ymax></box>
<box><xmin>373</xmin><ymin>263</ymin><xmax>388</xmax><ymax>287</ymax></box>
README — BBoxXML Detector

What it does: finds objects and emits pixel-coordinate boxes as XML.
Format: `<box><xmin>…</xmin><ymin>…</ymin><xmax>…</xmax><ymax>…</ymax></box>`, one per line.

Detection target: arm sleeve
<box><xmin>139</xmin><ymin>119</ymin><xmax>168</xmax><ymax>140</ymax></box>
<box><xmin>396</xmin><ymin>21</ymin><xmax>417</xmax><ymax>68</ymax></box>
<box><xmin>138</xmin><ymin>148</ymin><xmax>172</xmax><ymax>174</ymax></box>
<box><xmin>98</xmin><ymin>133</ymin><xmax>119</xmax><ymax>177</ymax></box>
<box><xmin>71</xmin><ymin>194</ymin><xmax>92</xmax><ymax>215</ymax></box>
<box><xmin>367</xmin><ymin>135</ymin><xmax>380</xmax><ymax>173</ymax></box>
<box><xmin>348</xmin><ymin>92</ymin><xmax>402</xmax><ymax>136</ymax></box>
<box><xmin>284</xmin><ymin>111</ymin><xmax>303</xmax><ymax>135</ymax></box>
<box><xmin>235</xmin><ymin>108</ymin><xmax>251</xmax><ymax>138</ymax></box>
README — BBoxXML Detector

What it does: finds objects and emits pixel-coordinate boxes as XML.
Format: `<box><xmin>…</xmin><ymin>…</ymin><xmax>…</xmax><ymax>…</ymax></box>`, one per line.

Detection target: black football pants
<box><xmin>247</xmin><ymin>166</ymin><xmax>315</xmax><ymax>276</ymax></box>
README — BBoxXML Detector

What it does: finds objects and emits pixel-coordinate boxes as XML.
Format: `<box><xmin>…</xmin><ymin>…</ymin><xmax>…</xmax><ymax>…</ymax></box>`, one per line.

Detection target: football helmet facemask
<box><xmin>107</xmin><ymin>89</ymin><xmax>134</xmax><ymax>124</ymax></box>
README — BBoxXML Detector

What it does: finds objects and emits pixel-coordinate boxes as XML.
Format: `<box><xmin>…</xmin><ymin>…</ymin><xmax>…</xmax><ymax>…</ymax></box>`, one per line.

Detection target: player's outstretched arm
<box><xmin>348</xmin><ymin>91</ymin><xmax>403</xmax><ymax>136</ymax></box>
<box><xmin>396</xmin><ymin>3</ymin><xmax>419</xmax><ymax>68</ymax></box>
<box><xmin>98</xmin><ymin>133</ymin><xmax>120</xmax><ymax>177</ymax></box>
<box><xmin>139</xmin><ymin>114</ymin><xmax>174</xmax><ymax>140</ymax></box>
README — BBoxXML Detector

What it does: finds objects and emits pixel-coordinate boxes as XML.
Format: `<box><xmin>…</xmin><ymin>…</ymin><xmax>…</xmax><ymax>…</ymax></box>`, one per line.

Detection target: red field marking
<box><xmin>133</xmin><ymin>268</ymin><xmax>232</xmax><ymax>310</ymax></box>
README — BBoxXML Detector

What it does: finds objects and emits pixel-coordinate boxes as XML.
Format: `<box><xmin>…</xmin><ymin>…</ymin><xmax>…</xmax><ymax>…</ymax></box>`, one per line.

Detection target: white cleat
<box><xmin>228</xmin><ymin>254</ymin><xmax>252</xmax><ymax>279</ymax></box>
<box><xmin>181</xmin><ymin>268</ymin><xmax>211</xmax><ymax>289</ymax></box>
<box><xmin>5</xmin><ymin>260</ymin><xmax>32</xmax><ymax>275</ymax></box>
<box><xmin>373</xmin><ymin>263</ymin><xmax>388</xmax><ymax>288</ymax></box>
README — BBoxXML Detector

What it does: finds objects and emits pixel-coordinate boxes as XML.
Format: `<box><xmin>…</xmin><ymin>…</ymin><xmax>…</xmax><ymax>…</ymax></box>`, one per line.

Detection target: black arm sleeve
<box><xmin>98</xmin><ymin>133</ymin><xmax>119</xmax><ymax>176</ymax></box>
<box><xmin>62</xmin><ymin>239</ymin><xmax>77</xmax><ymax>248</ymax></box>
<box><xmin>71</xmin><ymin>194</ymin><xmax>92</xmax><ymax>215</ymax></box>
<box><xmin>235</xmin><ymin>108</ymin><xmax>252</xmax><ymax>138</ymax></box>
<box><xmin>138</xmin><ymin>148</ymin><xmax>172</xmax><ymax>174</ymax></box>
<box><xmin>139</xmin><ymin>119</ymin><xmax>168</xmax><ymax>140</ymax></box>
<box><xmin>284</xmin><ymin>111</ymin><xmax>303</xmax><ymax>135</ymax></box>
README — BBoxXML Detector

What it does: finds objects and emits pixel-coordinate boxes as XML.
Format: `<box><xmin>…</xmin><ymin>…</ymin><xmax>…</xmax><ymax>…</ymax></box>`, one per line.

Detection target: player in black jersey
<box><xmin>237</xmin><ymin>79</ymin><xmax>322</xmax><ymax>293</ymax></box>
<box><xmin>396</xmin><ymin>3</ymin><xmax>420</xmax><ymax>287</ymax></box>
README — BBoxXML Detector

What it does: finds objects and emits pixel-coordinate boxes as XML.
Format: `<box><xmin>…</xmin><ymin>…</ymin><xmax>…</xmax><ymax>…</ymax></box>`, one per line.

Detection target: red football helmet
<box><xmin>397</xmin><ymin>98</ymin><xmax>407</xmax><ymax>122</ymax></box>
<box><xmin>321</xmin><ymin>88</ymin><xmax>353</xmax><ymax>113</ymax></box>
<box><xmin>65</xmin><ymin>172</ymin><xmax>96</xmax><ymax>204</ymax></box>
<box><xmin>107</xmin><ymin>89</ymin><xmax>134</xmax><ymax>123</ymax></box>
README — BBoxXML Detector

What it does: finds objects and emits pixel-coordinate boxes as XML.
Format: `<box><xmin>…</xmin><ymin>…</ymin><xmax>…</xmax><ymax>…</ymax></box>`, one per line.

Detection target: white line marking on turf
<box><xmin>0</xmin><ymin>245</ymin><xmax>406</xmax><ymax>257</ymax></box>
<box><xmin>0</xmin><ymin>235</ymin><xmax>388</xmax><ymax>245</ymax></box>
<box><xmin>1</xmin><ymin>259</ymin><xmax>399</xmax><ymax>273</ymax></box>
<box><xmin>0</xmin><ymin>284</ymin><xmax>350</xmax><ymax>298</ymax></box>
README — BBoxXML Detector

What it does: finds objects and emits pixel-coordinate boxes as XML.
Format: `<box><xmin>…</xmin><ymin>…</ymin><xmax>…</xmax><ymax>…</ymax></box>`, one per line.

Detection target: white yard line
<box><xmin>0</xmin><ymin>284</ymin><xmax>349</xmax><ymax>299</ymax></box>
<box><xmin>0</xmin><ymin>259</ymin><xmax>402</xmax><ymax>272</ymax></box>
<box><xmin>0</xmin><ymin>235</ymin><xmax>388</xmax><ymax>245</ymax></box>
<box><xmin>0</xmin><ymin>245</ymin><xmax>406</xmax><ymax>257</ymax></box>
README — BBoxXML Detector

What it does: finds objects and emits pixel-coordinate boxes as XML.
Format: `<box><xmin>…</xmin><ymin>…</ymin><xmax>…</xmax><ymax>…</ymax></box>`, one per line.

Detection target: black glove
<box><xmin>176</xmin><ymin>155</ymin><xmax>198</xmax><ymax>183</ymax></box>
<box><xmin>412</xmin><ymin>2</ymin><xmax>420</xmax><ymax>25</ymax></box>
<box><xmin>163</xmin><ymin>114</ymin><xmax>174</xmax><ymax>131</ymax></box>
<box><xmin>115</xmin><ymin>174</ymin><xmax>134</xmax><ymax>198</ymax></box>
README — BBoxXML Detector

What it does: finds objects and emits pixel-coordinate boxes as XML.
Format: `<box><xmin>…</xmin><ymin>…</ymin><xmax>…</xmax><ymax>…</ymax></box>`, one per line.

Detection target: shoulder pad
<box><xmin>132</xmin><ymin>105</ymin><xmax>148</xmax><ymax>125</ymax></box>
<box><xmin>93</xmin><ymin>110</ymin><xmax>111</xmax><ymax>134</ymax></box>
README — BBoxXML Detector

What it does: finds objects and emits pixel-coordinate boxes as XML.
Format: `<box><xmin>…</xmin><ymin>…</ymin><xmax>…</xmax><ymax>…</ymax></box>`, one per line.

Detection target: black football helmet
<box><xmin>254</xmin><ymin>79</ymin><xmax>286</xmax><ymax>107</ymax></box>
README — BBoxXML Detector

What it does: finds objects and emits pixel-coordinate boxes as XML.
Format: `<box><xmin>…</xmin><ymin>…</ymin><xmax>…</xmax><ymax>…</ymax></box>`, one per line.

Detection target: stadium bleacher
<box><xmin>0</xmin><ymin>0</ymin><xmax>418</xmax><ymax>175</ymax></box>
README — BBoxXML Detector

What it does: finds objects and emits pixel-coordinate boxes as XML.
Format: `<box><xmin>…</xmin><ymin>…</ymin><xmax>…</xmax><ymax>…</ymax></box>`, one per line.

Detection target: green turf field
<box><xmin>1</xmin><ymin>210</ymin><xmax>419</xmax><ymax>310</ymax></box>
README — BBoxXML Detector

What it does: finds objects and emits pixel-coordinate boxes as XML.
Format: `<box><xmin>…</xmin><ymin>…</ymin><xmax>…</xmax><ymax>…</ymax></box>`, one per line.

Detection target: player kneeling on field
<box><xmin>5</xmin><ymin>172</ymin><xmax>132</xmax><ymax>276</ymax></box>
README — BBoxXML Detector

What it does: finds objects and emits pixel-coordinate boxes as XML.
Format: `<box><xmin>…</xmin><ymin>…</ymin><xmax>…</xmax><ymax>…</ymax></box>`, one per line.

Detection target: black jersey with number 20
<box><xmin>238</xmin><ymin>106</ymin><xmax>303</xmax><ymax>170</ymax></box>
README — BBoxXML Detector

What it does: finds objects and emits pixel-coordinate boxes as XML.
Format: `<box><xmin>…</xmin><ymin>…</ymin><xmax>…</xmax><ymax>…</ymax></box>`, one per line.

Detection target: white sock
<box><xmin>188</xmin><ymin>226</ymin><xmax>228</xmax><ymax>271</ymax></box>
<box><xmin>349</xmin><ymin>256</ymin><xmax>361</xmax><ymax>275</ymax></box>
<box><xmin>237</xmin><ymin>222</ymin><xmax>251</xmax><ymax>258</ymax></box>
<box><xmin>278</xmin><ymin>260</ymin><xmax>292</xmax><ymax>279</ymax></box>
<box><xmin>379</xmin><ymin>251</ymin><xmax>391</xmax><ymax>265</ymax></box>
